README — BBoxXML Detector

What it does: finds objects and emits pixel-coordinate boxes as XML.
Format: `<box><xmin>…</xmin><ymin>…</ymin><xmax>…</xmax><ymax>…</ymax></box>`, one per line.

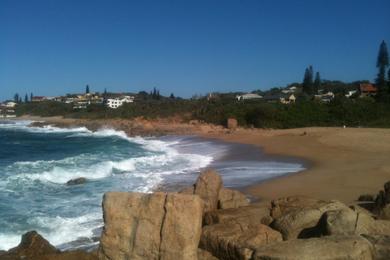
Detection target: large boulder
<box><xmin>270</xmin><ymin>196</ymin><xmax>348</xmax><ymax>240</ymax></box>
<box><xmin>320</xmin><ymin>206</ymin><xmax>390</xmax><ymax>237</ymax></box>
<box><xmin>194</xmin><ymin>169</ymin><xmax>223</xmax><ymax>212</ymax></box>
<box><xmin>253</xmin><ymin>235</ymin><xmax>374</xmax><ymax>260</ymax></box>
<box><xmin>218</xmin><ymin>188</ymin><xmax>249</xmax><ymax>209</ymax></box>
<box><xmin>98</xmin><ymin>192</ymin><xmax>204</xmax><ymax>260</ymax></box>
<box><xmin>200</xmin><ymin>222</ymin><xmax>282</xmax><ymax>260</ymax></box>
<box><xmin>362</xmin><ymin>235</ymin><xmax>390</xmax><ymax>260</ymax></box>
<box><xmin>203</xmin><ymin>202</ymin><xmax>273</xmax><ymax>226</ymax></box>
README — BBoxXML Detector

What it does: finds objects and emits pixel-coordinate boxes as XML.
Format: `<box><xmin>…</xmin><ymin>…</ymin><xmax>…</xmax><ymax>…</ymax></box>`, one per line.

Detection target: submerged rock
<box><xmin>66</xmin><ymin>177</ymin><xmax>87</xmax><ymax>185</ymax></box>
<box><xmin>98</xmin><ymin>191</ymin><xmax>204</xmax><ymax>260</ymax></box>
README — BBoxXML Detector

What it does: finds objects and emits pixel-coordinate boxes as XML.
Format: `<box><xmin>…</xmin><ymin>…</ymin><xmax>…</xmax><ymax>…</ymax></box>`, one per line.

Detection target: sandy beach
<box><xmin>17</xmin><ymin>116</ymin><xmax>390</xmax><ymax>204</ymax></box>
<box><xmin>204</xmin><ymin>127</ymin><xmax>390</xmax><ymax>204</ymax></box>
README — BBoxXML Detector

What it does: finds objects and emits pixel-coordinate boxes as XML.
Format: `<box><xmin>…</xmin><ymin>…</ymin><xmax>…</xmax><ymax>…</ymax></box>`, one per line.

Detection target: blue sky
<box><xmin>1</xmin><ymin>0</ymin><xmax>389</xmax><ymax>100</ymax></box>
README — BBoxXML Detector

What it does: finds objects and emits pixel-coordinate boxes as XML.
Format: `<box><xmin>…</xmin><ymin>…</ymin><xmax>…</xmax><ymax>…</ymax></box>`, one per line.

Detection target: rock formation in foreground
<box><xmin>2</xmin><ymin>170</ymin><xmax>390</xmax><ymax>259</ymax></box>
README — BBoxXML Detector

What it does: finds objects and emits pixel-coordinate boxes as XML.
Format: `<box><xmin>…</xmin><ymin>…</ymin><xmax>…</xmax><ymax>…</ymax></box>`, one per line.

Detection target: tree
<box><xmin>24</xmin><ymin>94</ymin><xmax>28</xmax><ymax>103</ymax></box>
<box><xmin>314</xmin><ymin>72</ymin><xmax>321</xmax><ymax>94</ymax></box>
<box><xmin>14</xmin><ymin>93</ymin><xmax>19</xmax><ymax>103</ymax></box>
<box><xmin>376</xmin><ymin>41</ymin><xmax>389</xmax><ymax>98</ymax></box>
<box><xmin>86</xmin><ymin>85</ymin><xmax>90</xmax><ymax>94</ymax></box>
<box><xmin>30</xmin><ymin>93</ymin><xmax>33</xmax><ymax>101</ymax></box>
<box><xmin>170</xmin><ymin>93</ymin><xmax>175</xmax><ymax>99</ymax></box>
<box><xmin>302</xmin><ymin>65</ymin><xmax>314</xmax><ymax>95</ymax></box>
<box><xmin>103</xmin><ymin>88</ymin><xmax>108</xmax><ymax>104</ymax></box>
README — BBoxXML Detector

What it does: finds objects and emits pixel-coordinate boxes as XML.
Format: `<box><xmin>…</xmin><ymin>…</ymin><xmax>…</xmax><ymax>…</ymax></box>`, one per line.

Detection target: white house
<box><xmin>106</xmin><ymin>95</ymin><xmax>134</xmax><ymax>109</ymax></box>
<box><xmin>4</xmin><ymin>101</ymin><xmax>17</xmax><ymax>108</ymax></box>
<box><xmin>236</xmin><ymin>93</ymin><xmax>263</xmax><ymax>101</ymax></box>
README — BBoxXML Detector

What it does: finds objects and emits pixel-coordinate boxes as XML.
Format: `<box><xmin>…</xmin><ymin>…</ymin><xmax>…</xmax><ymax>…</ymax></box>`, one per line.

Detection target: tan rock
<box><xmin>218</xmin><ymin>188</ymin><xmax>249</xmax><ymax>209</ymax></box>
<box><xmin>194</xmin><ymin>169</ymin><xmax>223</xmax><ymax>212</ymax></box>
<box><xmin>197</xmin><ymin>249</ymin><xmax>219</xmax><ymax>260</ymax></box>
<box><xmin>98</xmin><ymin>192</ymin><xmax>204</xmax><ymax>260</ymax></box>
<box><xmin>227</xmin><ymin>118</ymin><xmax>238</xmax><ymax>130</ymax></box>
<box><xmin>321</xmin><ymin>207</ymin><xmax>390</xmax><ymax>236</ymax></box>
<box><xmin>253</xmin><ymin>235</ymin><xmax>374</xmax><ymax>260</ymax></box>
<box><xmin>200</xmin><ymin>223</ymin><xmax>282</xmax><ymax>260</ymax></box>
<box><xmin>271</xmin><ymin>196</ymin><xmax>348</xmax><ymax>240</ymax></box>
<box><xmin>204</xmin><ymin>202</ymin><xmax>273</xmax><ymax>226</ymax></box>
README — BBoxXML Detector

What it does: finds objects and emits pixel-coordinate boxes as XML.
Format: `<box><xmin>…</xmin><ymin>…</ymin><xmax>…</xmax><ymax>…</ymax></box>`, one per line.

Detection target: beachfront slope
<box><xmin>204</xmin><ymin>127</ymin><xmax>390</xmax><ymax>204</ymax></box>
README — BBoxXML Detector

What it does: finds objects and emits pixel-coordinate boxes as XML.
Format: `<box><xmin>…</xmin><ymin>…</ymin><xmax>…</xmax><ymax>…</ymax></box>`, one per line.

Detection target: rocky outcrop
<box><xmin>203</xmin><ymin>202</ymin><xmax>272</xmax><ymax>226</ymax></box>
<box><xmin>270</xmin><ymin>196</ymin><xmax>348</xmax><ymax>240</ymax></box>
<box><xmin>253</xmin><ymin>235</ymin><xmax>374</xmax><ymax>260</ymax></box>
<box><xmin>194</xmin><ymin>169</ymin><xmax>223</xmax><ymax>212</ymax></box>
<box><xmin>218</xmin><ymin>188</ymin><xmax>249</xmax><ymax>209</ymax></box>
<box><xmin>0</xmin><ymin>231</ymin><xmax>97</xmax><ymax>260</ymax></box>
<box><xmin>200</xmin><ymin>223</ymin><xmax>282</xmax><ymax>260</ymax></box>
<box><xmin>98</xmin><ymin>192</ymin><xmax>204</xmax><ymax>260</ymax></box>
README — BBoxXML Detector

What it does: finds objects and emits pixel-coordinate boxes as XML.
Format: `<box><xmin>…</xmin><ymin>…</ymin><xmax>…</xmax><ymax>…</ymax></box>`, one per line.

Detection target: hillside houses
<box><xmin>236</xmin><ymin>93</ymin><xmax>263</xmax><ymax>101</ymax></box>
<box><xmin>106</xmin><ymin>95</ymin><xmax>134</xmax><ymax>109</ymax></box>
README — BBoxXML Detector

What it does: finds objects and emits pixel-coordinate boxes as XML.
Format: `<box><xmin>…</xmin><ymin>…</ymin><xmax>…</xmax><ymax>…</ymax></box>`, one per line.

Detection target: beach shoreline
<box><xmin>13</xmin><ymin>116</ymin><xmax>390</xmax><ymax>204</ymax></box>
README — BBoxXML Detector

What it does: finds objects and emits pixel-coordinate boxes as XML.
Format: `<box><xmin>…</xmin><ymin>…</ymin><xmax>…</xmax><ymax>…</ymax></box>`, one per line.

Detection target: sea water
<box><xmin>0</xmin><ymin>120</ymin><xmax>305</xmax><ymax>251</ymax></box>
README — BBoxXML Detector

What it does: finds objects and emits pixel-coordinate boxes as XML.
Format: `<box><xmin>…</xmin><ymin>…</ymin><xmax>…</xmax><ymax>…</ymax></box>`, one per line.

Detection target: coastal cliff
<box><xmin>1</xmin><ymin>170</ymin><xmax>390</xmax><ymax>259</ymax></box>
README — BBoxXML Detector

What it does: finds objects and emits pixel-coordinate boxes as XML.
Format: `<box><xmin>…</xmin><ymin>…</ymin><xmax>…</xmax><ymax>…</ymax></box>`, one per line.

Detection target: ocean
<box><xmin>0</xmin><ymin>120</ymin><xmax>305</xmax><ymax>251</ymax></box>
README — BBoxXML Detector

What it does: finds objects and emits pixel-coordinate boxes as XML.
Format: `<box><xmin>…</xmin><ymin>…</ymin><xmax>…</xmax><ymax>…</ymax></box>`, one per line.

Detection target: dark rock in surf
<box><xmin>66</xmin><ymin>177</ymin><xmax>87</xmax><ymax>185</ymax></box>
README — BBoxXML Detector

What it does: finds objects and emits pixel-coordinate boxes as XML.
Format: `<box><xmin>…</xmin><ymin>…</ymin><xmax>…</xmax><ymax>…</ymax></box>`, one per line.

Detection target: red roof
<box><xmin>360</xmin><ymin>84</ymin><xmax>377</xmax><ymax>93</ymax></box>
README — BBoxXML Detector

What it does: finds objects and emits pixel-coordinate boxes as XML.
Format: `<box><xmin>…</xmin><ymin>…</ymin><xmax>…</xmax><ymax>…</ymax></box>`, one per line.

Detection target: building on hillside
<box><xmin>264</xmin><ymin>93</ymin><xmax>296</xmax><ymax>104</ymax></box>
<box><xmin>345</xmin><ymin>90</ymin><xmax>358</xmax><ymax>98</ymax></box>
<box><xmin>282</xmin><ymin>86</ymin><xmax>298</xmax><ymax>94</ymax></box>
<box><xmin>314</xmin><ymin>91</ymin><xmax>335</xmax><ymax>103</ymax></box>
<box><xmin>359</xmin><ymin>83</ymin><xmax>377</xmax><ymax>97</ymax></box>
<box><xmin>106</xmin><ymin>95</ymin><xmax>134</xmax><ymax>109</ymax></box>
<box><xmin>4</xmin><ymin>101</ymin><xmax>17</xmax><ymax>108</ymax></box>
<box><xmin>236</xmin><ymin>93</ymin><xmax>263</xmax><ymax>101</ymax></box>
<box><xmin>31</xmin><ymin>96</ymin><xmax>46</xmax><ymax>102</ymax></box>
<box><xmin>0</xmin><ymin>104</ymin><xmax>16</xmax><ymax>118</ymax></box>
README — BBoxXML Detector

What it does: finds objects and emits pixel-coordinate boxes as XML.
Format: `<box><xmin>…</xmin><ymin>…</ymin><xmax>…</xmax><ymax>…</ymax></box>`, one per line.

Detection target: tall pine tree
<box><xmin>302</xmin><ymin>66</ymin><xmax>314</xmax><ymax>95</ymax></box>
<box><xmin>86</xmin><ymin>85</ymin><xmax>90</xmax><ymax>94</ymax></box>
<box><xmin>24</xmin><ymin>94</ymin><xmax>28</xmax><ymax>103</ymax></box>
<box><xmin>314</xmin><ymin>72</ymin><xmax>321</xmax><ymax>94</ymax></box>
<box><xmin>376</xmin><ymin>41</ymin><xmax>389</xmax><ymax>98</ymax></box>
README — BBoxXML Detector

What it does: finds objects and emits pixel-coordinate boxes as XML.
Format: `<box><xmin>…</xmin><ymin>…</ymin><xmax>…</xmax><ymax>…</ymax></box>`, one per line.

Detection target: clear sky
<box><xmin>1</xmin><ymin>0</ymin><xmax>389</xmax><ymax>101</ymax></box>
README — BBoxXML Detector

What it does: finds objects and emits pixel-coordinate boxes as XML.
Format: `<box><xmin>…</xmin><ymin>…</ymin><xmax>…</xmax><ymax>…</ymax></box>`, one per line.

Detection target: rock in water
<box><xmin>253</xmin><ymin>235</ymin><xmax>374</xmax><ymax>260</ymax></box>
<box><xmin>98</xmin><ymin>192</ymin><xmax>204</xmax><ymax>260</ymax></box>
<box><xmin>66</xmin><ymin>177</ymin><xmax>87</xmax><ymax>185</ymax></box>
<box><xmin>194</xmin><ymin>169</ymin><xmax>223</xmax><ymax>212</ymax></box>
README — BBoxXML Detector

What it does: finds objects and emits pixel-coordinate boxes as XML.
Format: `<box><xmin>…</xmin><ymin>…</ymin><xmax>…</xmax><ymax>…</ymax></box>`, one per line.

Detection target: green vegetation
<box><xmin>12</xmin><ymin>40</ymin><xmax>390</xmax><ymax>130</ymax></box>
